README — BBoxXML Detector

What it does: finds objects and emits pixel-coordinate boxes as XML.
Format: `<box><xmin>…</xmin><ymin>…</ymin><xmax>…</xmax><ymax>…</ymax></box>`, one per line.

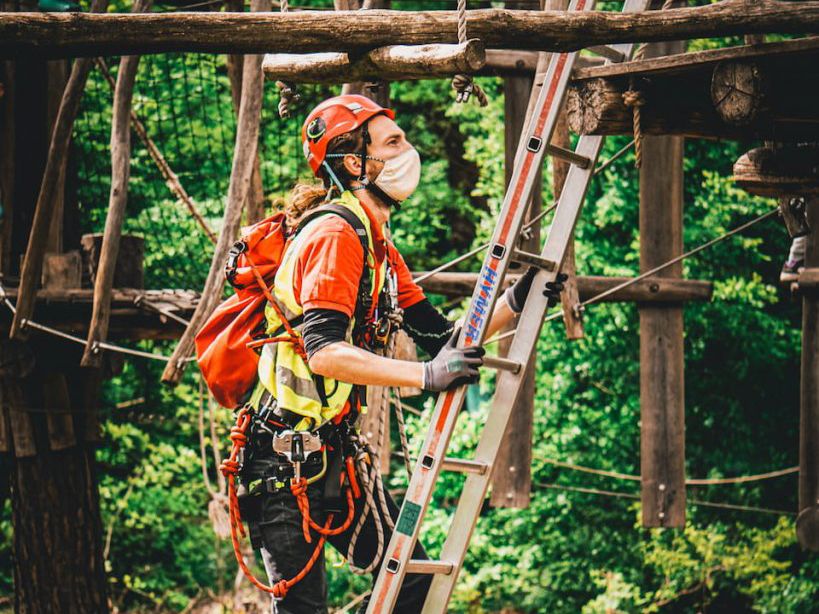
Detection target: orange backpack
<box><xmin>195</xmin><ymin>205</ymin><xmax>370</xmax><ymax>408</ymax></box>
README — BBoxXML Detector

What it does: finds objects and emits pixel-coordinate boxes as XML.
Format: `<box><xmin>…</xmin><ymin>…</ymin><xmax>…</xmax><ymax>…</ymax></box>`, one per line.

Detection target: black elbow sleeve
<box><xmin>402</xmin><ymin>299</ymin><xmax>455</xmax><ymax>357</ymax></box>
<box><xmin>302</xmin><ymin>308</ymin><xmax>351</xmax><ymax>359</ymax></box>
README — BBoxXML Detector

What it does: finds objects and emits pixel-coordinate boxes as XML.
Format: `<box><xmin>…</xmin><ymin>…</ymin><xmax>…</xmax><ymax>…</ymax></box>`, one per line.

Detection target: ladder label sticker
<box><xmin>396</xmin><ymin>501</ymin><xmax>422</xmax><ymax>536</ymax></box>
<box><xmin>464</xmin><ymin>263</ymin><xmax>499</xmax><ymax>345</ymax></box>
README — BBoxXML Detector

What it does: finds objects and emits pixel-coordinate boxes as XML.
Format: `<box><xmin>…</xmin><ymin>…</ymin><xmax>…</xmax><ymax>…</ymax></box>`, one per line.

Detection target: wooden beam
<box><xmin>161</xmin><ymin>0</ymin><xmax>271</xmax><ymax>385</ymax></box>
<box><xmin>263</xmin><ymin>40</ymin><xmax>485</xmax><ymax>84</ymax></box>
<box><xmin>4</xmin><ymin>2</ymin><xmax>819</xmax><ymax>57</ymax></box>
<box><xmin>415</xmin><ymin>272</ymin><xmax>712</xmax><ymax>302</ymax></box>
<box><xmin>81</xmin><ymin>0</ymin><xmax>152</xmax><ymax>367</ymax></box>
<box><xmin>568</xmin><ymin>37</ymin><xmax>819</xmax><ymax>140</ymax></box>
<box><xmin>799</xmin><ymin>197</ymin><xmax>819</xmax><ymax>552</ymax></box>
<box><xmin>734</xmin><ymin>145</ymin><xmax>819</xmax><ymax>197</ymax></box>
<box><xmin>639</xmin><ymin>39</ymin><xmax>686</xmax><ymax>529</ymax></box>
<box><xmin>573</xmin><ymin>35</ymin><xmax>819</xmax><ymax>80</ymax></box>
<box><xmin>9</xmin><ymin>0</ymin><xmax>109</xmax><ymax>340</ymax></box>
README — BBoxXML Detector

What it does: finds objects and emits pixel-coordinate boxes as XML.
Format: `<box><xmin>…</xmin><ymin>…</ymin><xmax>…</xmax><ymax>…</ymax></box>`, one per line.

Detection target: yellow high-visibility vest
<box><xmin>250</xmin><ymin>191</ymin><xmax>386</xmax><ymax>430</ymax></box>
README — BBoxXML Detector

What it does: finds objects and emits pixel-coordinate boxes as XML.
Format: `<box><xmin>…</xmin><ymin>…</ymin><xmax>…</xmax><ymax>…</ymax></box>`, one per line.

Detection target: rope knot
<box><xmin>273</xmin><ymin>579</ymin><xmax>290</xmax><ymax>599</ymax></box>
<box><xmin>276</xmin><ymin>80</ymin><xmax>300</xmax><ymax>119</ymax></box>
<box><xmin>229</xmin><ymin>426</ymin><xmax>248</xmax><ymax>448</ymax></box>
<box><xmin>451</xmin><ymin>74</ymin><xmax>488</xmax><ymax>107</ymax></box>
<box><xmin>622</xmin><ymin>89</ymin><xmax>645</xmax><ymax>108</ymax></box>
<box><xmin>290</xmin><ymin>477</ymin><xmax>308</xmax><ymax>497</ymax></box>
<box><xmin>220</xmin><ymin>459</ymin><xmax>240</xmax><ymax>477</ymax></box>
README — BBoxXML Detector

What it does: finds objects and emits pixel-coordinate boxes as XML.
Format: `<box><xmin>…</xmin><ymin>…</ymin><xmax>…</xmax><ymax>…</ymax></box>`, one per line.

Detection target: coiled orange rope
<box><xmin>220</xmin><ymin>407</ymin><xmax>357</xmax><ymax>599</ymax></box>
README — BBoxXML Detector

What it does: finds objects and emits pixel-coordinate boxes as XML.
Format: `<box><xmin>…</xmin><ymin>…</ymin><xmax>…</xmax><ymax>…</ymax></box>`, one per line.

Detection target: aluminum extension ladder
<box><xmin>366</xmin><ymin>0</ymin><xmax>650</xmax><ymax>610</ymax></box>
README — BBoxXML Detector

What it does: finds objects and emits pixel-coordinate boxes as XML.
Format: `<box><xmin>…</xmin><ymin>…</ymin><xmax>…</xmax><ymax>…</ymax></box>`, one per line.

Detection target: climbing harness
<box><xmin>220</xmin><ymin>406</ymin><xmax>359</xmax><ymax>599</ymax></box>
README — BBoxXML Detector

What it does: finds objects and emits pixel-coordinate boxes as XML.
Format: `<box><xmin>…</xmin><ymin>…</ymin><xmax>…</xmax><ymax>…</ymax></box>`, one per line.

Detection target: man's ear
<box><xmin>342</xmin><ymin>153</ymin><xmax>361</xmax><ymax>178</ymax></box>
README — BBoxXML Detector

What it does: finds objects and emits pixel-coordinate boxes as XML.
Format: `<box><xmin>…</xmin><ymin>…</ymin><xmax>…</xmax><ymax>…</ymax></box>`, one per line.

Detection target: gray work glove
<box><xmin>422</xmin><ymin>327</ymin><xmax>485</xmax><ymax>392</ymax></box>
<box><xmin>505</xmin><ymin>267</ymin><xmax>569</xmax><ymax>313</ymax></box>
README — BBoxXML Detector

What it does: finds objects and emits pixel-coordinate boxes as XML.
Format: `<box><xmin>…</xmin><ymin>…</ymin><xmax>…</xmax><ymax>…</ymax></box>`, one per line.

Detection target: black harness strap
<box><xmin>296</xmin><ymin>204</ymin><xmax>374</xmax><ymax>419</ymax></box>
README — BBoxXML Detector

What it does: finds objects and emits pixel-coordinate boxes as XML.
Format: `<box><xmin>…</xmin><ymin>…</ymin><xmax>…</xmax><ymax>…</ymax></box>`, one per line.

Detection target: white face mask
<box><xmin>373</xmin><ymin>147</ymin><xmax>421</xmax><ymax>203</ymax></box>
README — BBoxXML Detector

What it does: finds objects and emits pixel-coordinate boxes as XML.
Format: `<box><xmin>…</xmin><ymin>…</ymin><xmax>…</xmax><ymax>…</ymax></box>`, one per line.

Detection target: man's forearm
<box><xmin>309</xmin><ymin>342</ymin><xmax>425</xmax><ymax>388</ymax></box>
<box><xmin>484</xmin><ymin>294</ymin><xmax>517</xmax><ymax>339</ymax></box>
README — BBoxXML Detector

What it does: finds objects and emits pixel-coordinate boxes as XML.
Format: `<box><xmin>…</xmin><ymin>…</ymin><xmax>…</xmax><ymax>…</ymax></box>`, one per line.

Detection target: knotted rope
<box><xmin>451</xmin><ymin>0</ymin><xmax>487</xmax><ymax>107</ymax></box>
<box><xmin>275</xmin><ymin>0</ymin><xmax>299</xmax><ymax>119</ymax></box>
<box><xmin>622</xmin><ymin>0</ymin><xmax>677</xmax><ymax>168</ymax></box>
<box><xmin>622</xmin><ymin>87</ymin><xmax>645</xmax><ymax>168</ymax></box>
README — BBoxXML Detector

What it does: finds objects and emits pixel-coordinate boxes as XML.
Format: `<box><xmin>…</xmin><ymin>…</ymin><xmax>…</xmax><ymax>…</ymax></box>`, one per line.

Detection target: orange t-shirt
<box><xmin>292</xmin><ymin>206</ymin><xmax>426</xmax><ymax>319</ymax></box>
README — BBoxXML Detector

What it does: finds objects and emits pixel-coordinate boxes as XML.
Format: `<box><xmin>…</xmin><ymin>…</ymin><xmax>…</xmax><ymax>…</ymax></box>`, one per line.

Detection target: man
<box><xmin>242</xmin><ymin>94</ymin><xmax>560</xmax><ymax>613</ymax></box>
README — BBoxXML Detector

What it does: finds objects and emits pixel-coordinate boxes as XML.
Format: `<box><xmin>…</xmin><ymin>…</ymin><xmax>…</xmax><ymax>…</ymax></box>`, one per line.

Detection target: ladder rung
<box><xmin>441</xmin><ymin>457</ymin><xmax>489</xmax><ymax>475</ymax></box>
<box><xmin>543</xmin><ymin>143</ymin><xmax>592</xmax><ymax>169</ymax></box>
<box><xmin>482</xmin><ymin>355</ymin><xmax>522</xmax><ymax>374</ymax></box>
<box><xmin>406</xmin><ymin>560</ymin><xmax>455</xmax><ymax>575</ymax></box>
<box><xmin>587</xmin><ymin>44</ymin><xmax>626</xmax><ymax>63</ymax></box>
<box><xmin>511</xmin><ymin>249</ymin><xmax>557</xmax><ymax>272</ymax></box>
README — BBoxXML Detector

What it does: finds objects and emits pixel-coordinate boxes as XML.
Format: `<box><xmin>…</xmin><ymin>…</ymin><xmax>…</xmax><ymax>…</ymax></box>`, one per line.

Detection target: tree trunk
<box><xmin>6</xmin><ymin>340</ymin><xmax>108</xmax><ymax>613</ymax></box>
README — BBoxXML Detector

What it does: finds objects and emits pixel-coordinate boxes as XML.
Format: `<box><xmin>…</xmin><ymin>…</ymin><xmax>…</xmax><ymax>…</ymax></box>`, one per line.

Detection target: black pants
<box><xmin>257</xmin><ymin>463</ymin><xmax>432</xmax><ymax>614</ymax></box>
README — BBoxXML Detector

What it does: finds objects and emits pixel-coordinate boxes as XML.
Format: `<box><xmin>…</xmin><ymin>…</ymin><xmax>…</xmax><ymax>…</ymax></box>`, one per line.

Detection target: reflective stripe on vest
<box><xmin>256</xmin><ymin>191</ymin><xmax>386</xmax><ymax>430</ymax></box>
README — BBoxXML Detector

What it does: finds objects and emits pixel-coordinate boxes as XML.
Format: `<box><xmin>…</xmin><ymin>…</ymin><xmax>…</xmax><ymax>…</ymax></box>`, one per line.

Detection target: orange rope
<box><xmin>291</xmin><ymin>477</ymin><xmax>356</xmax><ymax>543</ymax></box>
<box><xmin>243</xmin><ymin>250</ymin><xmax>308</xmax><ymax>361</ymax></box>
<box><xmin>220</xmin><ymin>408</ymin><xmax>354</xmax><ymax>599</ymax></box>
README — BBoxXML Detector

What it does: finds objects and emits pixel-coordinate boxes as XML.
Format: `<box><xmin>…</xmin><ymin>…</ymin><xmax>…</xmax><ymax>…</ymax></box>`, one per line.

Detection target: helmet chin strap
<box><xmin>356</xmin><ymin>121</ymin><xmax>402</xmax><ymax>211</ymax></box>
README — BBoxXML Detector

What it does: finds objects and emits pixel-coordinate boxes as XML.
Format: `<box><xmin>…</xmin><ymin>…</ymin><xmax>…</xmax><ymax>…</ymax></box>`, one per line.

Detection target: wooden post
<box><xmin>639</xmin><ymin>38</ymin><xmax>686</xmax><ymax>529</ymax></box>
<box><xmin>9</xmin><ymin>0</ymin><xmax>110</xmax><ymax>341</ymax></box>
<box><xmin>554</xmin><ymin>105</ymin><xmax>585</xmax><ymax>339</ymax></box>
<box><xmin>490</xmin><ymin>0</ymin><xmax>542</xmax><ymax>509</ymax></box>
<box><xmin>162</xmin><ymin>0</ymin><xmax>272</xmax><ymax>385</ymax></box>
<box><xmin>224</xmin><ymin>0</ymin><xmax>266</xmax><ymax>226</ymax></box>
<box><xmin>82</xmin><ymin>0</ymin><xmax>153</xmax><ymax>367</ymax></box>
<box><xmin>0</xmin><ymin>20</ymin><xmax>108</xmax><ymax>608</ymax></box>
<box><xmin>798</xmin><ymin>197</ymin><xmax>819</xmax><ymax>552</ymax></box>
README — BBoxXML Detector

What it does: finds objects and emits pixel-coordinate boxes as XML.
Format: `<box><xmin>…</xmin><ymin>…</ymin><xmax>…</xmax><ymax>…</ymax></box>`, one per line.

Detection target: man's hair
<box><xmin>284</xmin><ymin>125</ymin><xmax>367</xmax><ymax>228</ymax></box>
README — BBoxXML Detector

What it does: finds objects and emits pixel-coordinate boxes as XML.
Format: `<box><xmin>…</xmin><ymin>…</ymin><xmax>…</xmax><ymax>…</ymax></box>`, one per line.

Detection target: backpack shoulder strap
<box><xmin>296</xmin><ymin>204</ymin><xmax>369</xmax><ymax>254</ymax></box>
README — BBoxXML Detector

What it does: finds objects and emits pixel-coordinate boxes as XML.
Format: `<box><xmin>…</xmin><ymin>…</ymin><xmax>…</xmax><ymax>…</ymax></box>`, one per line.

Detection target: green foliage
<box><xmin>5</xmin><ymin>41</ymin><xmax>815</xmax><ymax>613</ymax></box>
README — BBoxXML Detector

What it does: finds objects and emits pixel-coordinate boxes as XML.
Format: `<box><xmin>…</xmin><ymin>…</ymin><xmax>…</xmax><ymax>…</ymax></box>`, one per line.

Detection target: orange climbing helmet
<box><xmin>301</xmin><ymin>94</ymin><xmax>395</xmax><ymax>176</ymax></box>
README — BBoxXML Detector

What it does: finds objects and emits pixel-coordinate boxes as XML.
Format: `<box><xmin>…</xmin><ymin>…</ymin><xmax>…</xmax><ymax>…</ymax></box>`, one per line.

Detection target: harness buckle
<box><xmin>272</xmin><ymin>430</ymin><xmax>323</xmax><ymax>482</ymax></box>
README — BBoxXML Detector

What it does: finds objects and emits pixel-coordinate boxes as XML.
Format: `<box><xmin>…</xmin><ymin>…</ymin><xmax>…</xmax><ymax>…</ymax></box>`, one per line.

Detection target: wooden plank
<box><xmin>81</xmin><ymin>0</ymin><xmax>152</xmax><ymax>367</ymax></box>
<box><xmin>3</xmin><ymin>380</ymin><xmax>36</xmax><ymax>458</ymax></box>
<box><xmin>483</xmin><ymin>50</ymin><xmax>603</xmax><ymax>75</ymax></box>
<box><xmin>734</xmin><ymin>145</ymin><xmax>819</xmax><ymax>197</ymax></box>
<box><xmin>43</xmin><ymin>372</ymin><xmax>76</xmax><ymax>451</ymax></box>
<box><xmin>42</xmin><ymin>251</ymin><xmax>81</xmax><ymax>290</ymax></box>
<box><xmin>553</xmin><ymin>98</ymin><xmax>584</xmax><ymax>340</ymax></box>
<box><xmin>4</xmin><ymin>2</ymin><xmax>819</xmax><ymax>58</ymax></box>
<box><xmin>639</xmin><ymin>39</ymin><xmax>686</xmax><ymax>529</ymax></box>
<box><xmin>8</xmin><ymin>0</ymin><xmax>110</xmax><ymax>341</ymax></box>
<box><xmin>161</xmin><ymin>0</ymin><xmax>271</xmax><ymax>385</ymax></box>
<box><xmin>567</xmin><ymin>66</ymin><xmax>819</xmax><ymax>141</ymax></box>
<box><xmin>798</xmin><ymin>196</ymin><xmax>819</xmax><ymax>552</ymax></box>
<box><xmin>572</xmin><ymin>35</ymin><xmax>819</xmax><ymax>81</ymax></box>
<box><xmin>491</xmin><ymin>0</ymin><xmax>541</xmax><ymax>508</ymax></box>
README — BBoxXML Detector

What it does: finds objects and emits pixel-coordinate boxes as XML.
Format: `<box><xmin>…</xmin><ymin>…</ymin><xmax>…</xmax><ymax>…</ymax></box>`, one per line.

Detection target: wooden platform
<box><xmin>568</xmin><ymin>36</ymin><xmax>819</xmax><ymax>140</ymax></box>
<box><xmin>0</xmin><ymin>287</ymin><xmax>198</xmax><ymax>340</ymax></box>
